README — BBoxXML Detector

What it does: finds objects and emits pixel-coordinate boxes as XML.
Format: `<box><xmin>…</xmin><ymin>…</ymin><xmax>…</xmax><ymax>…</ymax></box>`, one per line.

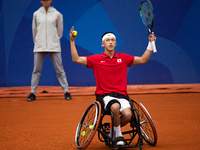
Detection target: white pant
<box><xmin>31</xmin><ymin>52</ymin><xmax>68</xmax><ymax>93</ymax></box>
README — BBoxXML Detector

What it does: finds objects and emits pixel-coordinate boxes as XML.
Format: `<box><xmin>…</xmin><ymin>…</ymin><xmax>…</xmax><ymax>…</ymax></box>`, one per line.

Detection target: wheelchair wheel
<box><xmin>75</xmin><ymin>101</ymin><xmax>101</xmax><ymax>150</ymax></box>
<box><xmin>131</xmin><ymin>99</ymin><xmax>157</xmax><ymax>146</ymax></box>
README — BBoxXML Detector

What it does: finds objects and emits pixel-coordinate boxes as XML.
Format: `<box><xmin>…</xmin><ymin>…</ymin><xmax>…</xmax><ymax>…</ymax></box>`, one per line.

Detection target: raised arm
<box><xmin>70</xmin><ymin>26</ymin><xmax>87</xmax><ymax>65</ymax></box>
<box><xmin>133</xmin><ymin>33</ymin><xmax>156</xmax><ymax>65</ymax></box>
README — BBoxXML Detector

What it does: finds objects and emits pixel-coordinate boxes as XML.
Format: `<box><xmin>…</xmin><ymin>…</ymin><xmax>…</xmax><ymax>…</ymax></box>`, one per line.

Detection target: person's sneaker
<box><xmin>27</xmin><ymin>93</ymin><xmax>36</xmax><ymax>102</ymax></box>
<box><xmin>65</xmin><ymin>92</ymin><xmax>72</xmax><ymax>100</ymax></box>
<box><xmin>116</xmin><ymin>134</ymin><xmax>124</xmax><ymax>146</ymax></box>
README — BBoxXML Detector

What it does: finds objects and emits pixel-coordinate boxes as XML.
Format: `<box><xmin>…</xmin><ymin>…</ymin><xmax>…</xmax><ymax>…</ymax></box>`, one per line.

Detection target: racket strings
<box><xmin>140</xmin><ymin>1</ymin><xmax>154</xmax><ymax>27</ymax></box>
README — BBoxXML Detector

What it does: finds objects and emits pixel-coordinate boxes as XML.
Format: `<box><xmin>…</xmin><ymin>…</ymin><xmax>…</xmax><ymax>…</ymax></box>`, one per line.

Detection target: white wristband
<box><xmin>147</xmin><ymin>41</ymin><xmax>153</xmax><ymax>51</ymax></box>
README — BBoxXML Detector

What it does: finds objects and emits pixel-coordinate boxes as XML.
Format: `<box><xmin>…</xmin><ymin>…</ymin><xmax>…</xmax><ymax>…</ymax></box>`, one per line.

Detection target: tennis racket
<box><xmin>140</xmin><ymin>0</ymin><xmax>157</xmax><ymax>53</ymax></box>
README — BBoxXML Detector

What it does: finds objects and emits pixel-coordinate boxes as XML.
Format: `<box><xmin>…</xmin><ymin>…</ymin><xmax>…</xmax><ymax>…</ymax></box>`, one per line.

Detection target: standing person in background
<box><xmin>27</xmin><ymin>0</ymin><xmax>71</xmax><ymax>101</ymax></box>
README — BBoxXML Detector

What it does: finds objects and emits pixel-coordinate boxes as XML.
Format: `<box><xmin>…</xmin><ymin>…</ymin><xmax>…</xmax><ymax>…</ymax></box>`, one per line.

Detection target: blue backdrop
<box><xmin>0</xmin><ymin>0</ymin><xmax>199</xmax><ymax>87</ymax></box>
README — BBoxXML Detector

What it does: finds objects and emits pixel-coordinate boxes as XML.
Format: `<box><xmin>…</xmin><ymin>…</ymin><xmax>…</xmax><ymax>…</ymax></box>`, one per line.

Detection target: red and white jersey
<box><xmin>86</xmin><ymin>52</ymin><xmax>134</xmax><ymax>96</ymax></box>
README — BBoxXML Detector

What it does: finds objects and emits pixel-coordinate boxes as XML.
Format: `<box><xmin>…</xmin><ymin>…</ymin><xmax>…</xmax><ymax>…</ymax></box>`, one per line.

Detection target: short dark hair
<box><xmin>101</xmin><ymin>32</ymin><xmax>114</xmax><ymax>38</ymax></box>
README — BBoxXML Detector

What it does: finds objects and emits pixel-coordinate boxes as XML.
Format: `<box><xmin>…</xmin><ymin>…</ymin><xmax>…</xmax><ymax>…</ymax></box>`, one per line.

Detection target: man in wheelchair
<box><xmin>69</xmin><ymin>26</ymin><xmax>156</xmax><ymax>146</ymax></box>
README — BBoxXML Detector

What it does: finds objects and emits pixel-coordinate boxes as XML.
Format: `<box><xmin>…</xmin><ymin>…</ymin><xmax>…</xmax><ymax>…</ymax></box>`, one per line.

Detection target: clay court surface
<box><xmin>0</xmin><ymin>85</ymin><xmax>200</xmax><ymax>150</ymax></box>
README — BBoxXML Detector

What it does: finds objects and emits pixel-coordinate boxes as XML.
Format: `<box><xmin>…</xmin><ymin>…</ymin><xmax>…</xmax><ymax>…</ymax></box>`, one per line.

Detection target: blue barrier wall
<box><xmin>0</xmin><ymin>0</ymin><xmax>199</xmax><ymax>87</ymax></box>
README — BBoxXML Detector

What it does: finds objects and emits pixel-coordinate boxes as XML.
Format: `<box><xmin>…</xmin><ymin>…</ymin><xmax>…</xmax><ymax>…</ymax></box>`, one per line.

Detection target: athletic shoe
<box><xmin>108</xmin><ymin>129</ymin><xmax>124</xmax><ymax>146</ymax></box>
<box><xmin>65</xmin><ymin>92</ymin><xmax>72</xmax><ymax>100</ymax></box>
<box><xmin>27</xmin><ymin>93</ymin><xmax>36</xmax><ymax>102</ymax></box>
<box><xmin>115</xmin><ymin>135</ymin><xmax>124</xmax><ymax>146</ymax></box>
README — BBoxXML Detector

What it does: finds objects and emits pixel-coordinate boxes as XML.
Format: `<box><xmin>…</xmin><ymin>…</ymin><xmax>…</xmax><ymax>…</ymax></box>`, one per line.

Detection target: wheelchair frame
<box><xmin>75</xmin><ymin>98</ymin><xmax>157</xmax><ymax>150</ymax></box>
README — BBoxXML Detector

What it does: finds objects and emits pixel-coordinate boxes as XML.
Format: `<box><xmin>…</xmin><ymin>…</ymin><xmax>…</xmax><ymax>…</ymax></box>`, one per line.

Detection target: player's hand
<box><xmin>149</xmin><ymin>32</ymin><xmax>156</xmax><ymax>42</ymax></box>
<box><xmin>70</xmin><ymin>26</ymin><xmax>76</xmax><ymax>41</ymax></box>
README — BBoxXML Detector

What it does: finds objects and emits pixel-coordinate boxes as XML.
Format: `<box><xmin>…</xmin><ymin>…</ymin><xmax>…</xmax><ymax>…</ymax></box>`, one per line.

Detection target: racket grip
<box><xmin>152</xmin><ymin>41</ymin><xmax>157</xmax><ymax>53</ymax></box>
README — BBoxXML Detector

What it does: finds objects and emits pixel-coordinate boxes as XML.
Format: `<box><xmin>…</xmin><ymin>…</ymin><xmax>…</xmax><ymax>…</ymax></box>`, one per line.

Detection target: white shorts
<box><xmin>103</xmin><ymin>96</ymin><xmax>131</xmax><ymax>112</ymax></box>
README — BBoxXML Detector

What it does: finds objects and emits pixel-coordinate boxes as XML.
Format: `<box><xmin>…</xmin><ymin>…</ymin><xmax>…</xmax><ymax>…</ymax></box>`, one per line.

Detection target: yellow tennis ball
<box><xmin>81</xmin><ymin>131</ymin><xmax>86</xmax><ymax>137</ymax></box>
<box><xmin>89</xmin><ymin>125</ymin><xmax>93</xmax><ymax>130</ymax></box>
<box><xmin>72</xmin><ymin>30</ymin><xmax>77</xmax><ymax>37</ymax></box>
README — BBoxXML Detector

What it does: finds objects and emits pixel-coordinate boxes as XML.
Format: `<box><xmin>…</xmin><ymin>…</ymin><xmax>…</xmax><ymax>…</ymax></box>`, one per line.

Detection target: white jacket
<box><xmin>32</xmin><ymin>6</ymin><xmax>63</xmax><ymax>52</ymax></box>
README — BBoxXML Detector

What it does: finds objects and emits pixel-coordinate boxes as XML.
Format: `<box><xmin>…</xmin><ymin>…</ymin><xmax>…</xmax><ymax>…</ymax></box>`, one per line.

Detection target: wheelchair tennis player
<box><xmin>69</xmin><ymin>26</ymin><xmax>156</xmax><ymax>146</ymax></box>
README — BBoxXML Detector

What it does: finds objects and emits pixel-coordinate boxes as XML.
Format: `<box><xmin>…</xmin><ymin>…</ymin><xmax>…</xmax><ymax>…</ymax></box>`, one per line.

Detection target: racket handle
<box><xmin>152</xmin><ymin>41</ymin><xmax>157</xmax><ymax>53</ymax></box>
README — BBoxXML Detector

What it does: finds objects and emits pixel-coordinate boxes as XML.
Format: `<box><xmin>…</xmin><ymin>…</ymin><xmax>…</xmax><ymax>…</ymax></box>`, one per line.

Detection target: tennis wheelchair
<box><xmin>75</xmin><ymin>93</ymin><xmax>157</xmax><ymax>150</ymax></box>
